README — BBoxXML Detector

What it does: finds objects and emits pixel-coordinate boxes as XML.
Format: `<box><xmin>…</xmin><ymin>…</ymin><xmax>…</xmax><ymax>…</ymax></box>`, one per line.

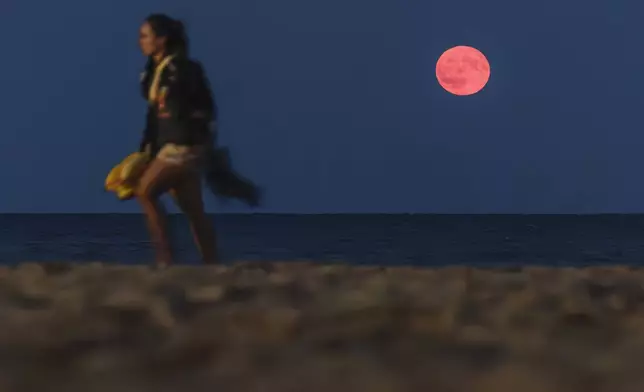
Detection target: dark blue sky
<box><xmin>2</xmin><ymin>0</ymin><xmax>643</xmax><ymax>213</ymax></box>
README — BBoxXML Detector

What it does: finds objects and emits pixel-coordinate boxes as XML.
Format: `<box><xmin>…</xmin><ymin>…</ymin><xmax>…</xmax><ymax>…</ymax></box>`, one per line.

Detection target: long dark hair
<box><xmin>141</xmin><ymin>13</ymin><xmax>189</xmax><ymax>96</ymax></box>
<box><xmin>145</xmin><ymin>13</ymin><xmax>189</xmax><ymax>57</ymax></box>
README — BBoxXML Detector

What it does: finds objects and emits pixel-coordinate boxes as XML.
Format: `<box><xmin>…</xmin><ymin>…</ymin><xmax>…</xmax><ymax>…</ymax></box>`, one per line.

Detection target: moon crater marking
<box><xmin>436</xmin><ymin>46</ymin><xmax>490</xmax><ymax>96</ymax></box>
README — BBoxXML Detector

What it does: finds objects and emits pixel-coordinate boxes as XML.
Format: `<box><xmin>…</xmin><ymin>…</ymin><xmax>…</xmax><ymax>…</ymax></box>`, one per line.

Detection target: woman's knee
<box><xmin>137</xmin><ymin>167</ymin><xmax>169</xmax><ymax>201</ymax></box>
<box><xmin>137</xmin><ymin>160</ymin><xmax>187</xmax><ymax>202</ymax></box>
<box><xmin>136</xmin><ymin>182</ymin><xmax>157</xmax><ymax>202</ymax></box>
<box><xmin>137</xmin><ymin>178</ymin><xmax>170</xmax><ymax>205</ymax></box>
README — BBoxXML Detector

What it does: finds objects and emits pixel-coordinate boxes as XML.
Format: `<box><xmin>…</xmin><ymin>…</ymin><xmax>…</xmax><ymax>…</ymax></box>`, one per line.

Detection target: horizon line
<box><xmin>2</xmin><ymin>212</ymin><xmax>644</xmax><ymax>216</ymax></box>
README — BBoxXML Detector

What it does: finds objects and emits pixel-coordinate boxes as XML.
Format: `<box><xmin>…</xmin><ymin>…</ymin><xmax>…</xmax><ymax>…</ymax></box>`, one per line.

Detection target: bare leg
<box><xmin>171</xmin><ymin>172</ymin><xmax>218</xmax><ymax>264</ymax></box>
<box><xmin>140</xmin><ymin>197</ymin><xmax>173</xmax><ymax>267</ymax></box>
<box><xmin>137</xmin><ymin>159</ymin><xmax>186</xmax><ymax>267</ymax></box>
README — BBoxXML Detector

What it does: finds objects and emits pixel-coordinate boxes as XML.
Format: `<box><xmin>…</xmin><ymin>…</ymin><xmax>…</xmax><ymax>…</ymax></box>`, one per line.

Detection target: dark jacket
<box><xmin>138</xmin><ymin>55</ymin><xmax>260</xmax><ymax>207</ymax></box>
<box><xmin>139</xmin><ymin>56</ymin><xmax>216</xmax><ymax>155</ymax></box>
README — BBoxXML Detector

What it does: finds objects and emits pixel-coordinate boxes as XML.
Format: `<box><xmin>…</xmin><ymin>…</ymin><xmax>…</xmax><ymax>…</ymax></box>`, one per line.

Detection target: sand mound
<box><xmin>0</xmin><ymin>262</ymin><xmax>643</xmax><ymax>391</ymax></box>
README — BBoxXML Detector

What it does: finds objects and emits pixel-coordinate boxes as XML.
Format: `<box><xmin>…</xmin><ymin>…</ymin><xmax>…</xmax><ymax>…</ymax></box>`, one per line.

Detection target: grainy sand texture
<box><xmin>0</xmin><ymin>262</ymin><xmax>643</xmax><ymax>391</ymax></box>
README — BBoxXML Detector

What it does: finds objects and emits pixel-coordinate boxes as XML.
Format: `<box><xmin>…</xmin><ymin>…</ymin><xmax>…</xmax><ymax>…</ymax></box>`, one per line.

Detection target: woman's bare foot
<box><xmin>155</xmin><ymin>259</ymin><xmax>171</xmax><ymax>270</ymax></box>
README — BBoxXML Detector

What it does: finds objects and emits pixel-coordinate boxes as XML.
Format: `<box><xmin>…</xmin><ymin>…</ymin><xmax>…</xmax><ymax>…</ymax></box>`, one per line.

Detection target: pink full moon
<box><xmin>435</xmin><ymin>46</ymin><xmax>490</xmax><ymax>96</ymax></box>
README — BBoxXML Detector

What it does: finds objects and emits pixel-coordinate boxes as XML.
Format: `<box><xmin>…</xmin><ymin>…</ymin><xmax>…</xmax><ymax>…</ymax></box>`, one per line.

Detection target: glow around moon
<box><xmin>436</xmin><ymin>46</ymin><xmax>490</xmax><ymax>96</ymax></box>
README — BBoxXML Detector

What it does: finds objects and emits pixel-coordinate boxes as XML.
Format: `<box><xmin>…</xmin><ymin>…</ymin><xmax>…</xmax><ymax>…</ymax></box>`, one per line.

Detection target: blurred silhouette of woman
<box><xmin>137</xmin><ymin>13</ymin><xmax>260</xmax><ymax>267</ymax></box>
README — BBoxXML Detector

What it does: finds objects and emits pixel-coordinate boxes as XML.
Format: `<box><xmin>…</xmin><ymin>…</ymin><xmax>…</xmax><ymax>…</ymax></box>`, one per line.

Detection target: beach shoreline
<box><xmin>1</xmin><ymin>261</ymin><xmax>644</xmax><ymax>391</ymax></box>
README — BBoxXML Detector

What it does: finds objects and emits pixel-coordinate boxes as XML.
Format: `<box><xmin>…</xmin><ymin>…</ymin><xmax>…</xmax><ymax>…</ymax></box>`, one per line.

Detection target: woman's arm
<box><xmin>139</xmin><ymin>108</ymin><xmax>156</xmax><ymax>153</ymax></box>
<box><xmin>157</xmin><ymin>58</ymin><xmax>194</xmax><ymax>120</ymax></box>
<box><xmin>158</xmin><ymin>58</ymin><xmax>215</xmax><ymax>121</ymax></box>
<box><xmin>190</xmin><ymin>60</ymin><xmax>217</xmax><ymax>122</ymax></box>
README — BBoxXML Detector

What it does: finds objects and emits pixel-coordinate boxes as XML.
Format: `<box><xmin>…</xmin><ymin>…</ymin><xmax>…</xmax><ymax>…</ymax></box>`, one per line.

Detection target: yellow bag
<box><xmin>106</xmin><ymin>56</ymin><xmax>173</xmax><ymax>200</ymax></box>
<box><xmin>105</xmin><ymin>151</ymin><xmax>150</xmax><ymax>200</ymax></box>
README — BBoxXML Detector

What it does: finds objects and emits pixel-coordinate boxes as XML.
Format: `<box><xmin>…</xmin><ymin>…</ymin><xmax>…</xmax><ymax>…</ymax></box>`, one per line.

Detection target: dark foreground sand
<box><xmin>1</xmin><ymin>262</ymin><xmax>644</xmax><ymax>391</ymax></box>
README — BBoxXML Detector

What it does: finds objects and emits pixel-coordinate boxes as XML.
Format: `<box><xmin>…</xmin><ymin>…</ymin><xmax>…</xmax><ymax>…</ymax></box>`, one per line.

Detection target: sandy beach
<box><xmin>0</xmin><ymin>262</ymin><xmax>644</xmax><ymax>391</ymax></box>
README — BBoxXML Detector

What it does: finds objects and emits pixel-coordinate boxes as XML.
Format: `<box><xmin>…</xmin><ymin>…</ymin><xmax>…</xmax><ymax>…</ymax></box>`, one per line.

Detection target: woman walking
<box><xmin>136</xmin><ymin>13</ymin><xmax>260</xmax><ymax>267</ymax></box>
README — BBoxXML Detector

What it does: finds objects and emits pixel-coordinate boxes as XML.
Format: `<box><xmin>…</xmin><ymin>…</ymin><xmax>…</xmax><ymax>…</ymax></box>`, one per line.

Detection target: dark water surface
<box><xmin>1</xmin><ymin>214</ymin><xmax>644</xmax><ymax>266</ymax></box>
